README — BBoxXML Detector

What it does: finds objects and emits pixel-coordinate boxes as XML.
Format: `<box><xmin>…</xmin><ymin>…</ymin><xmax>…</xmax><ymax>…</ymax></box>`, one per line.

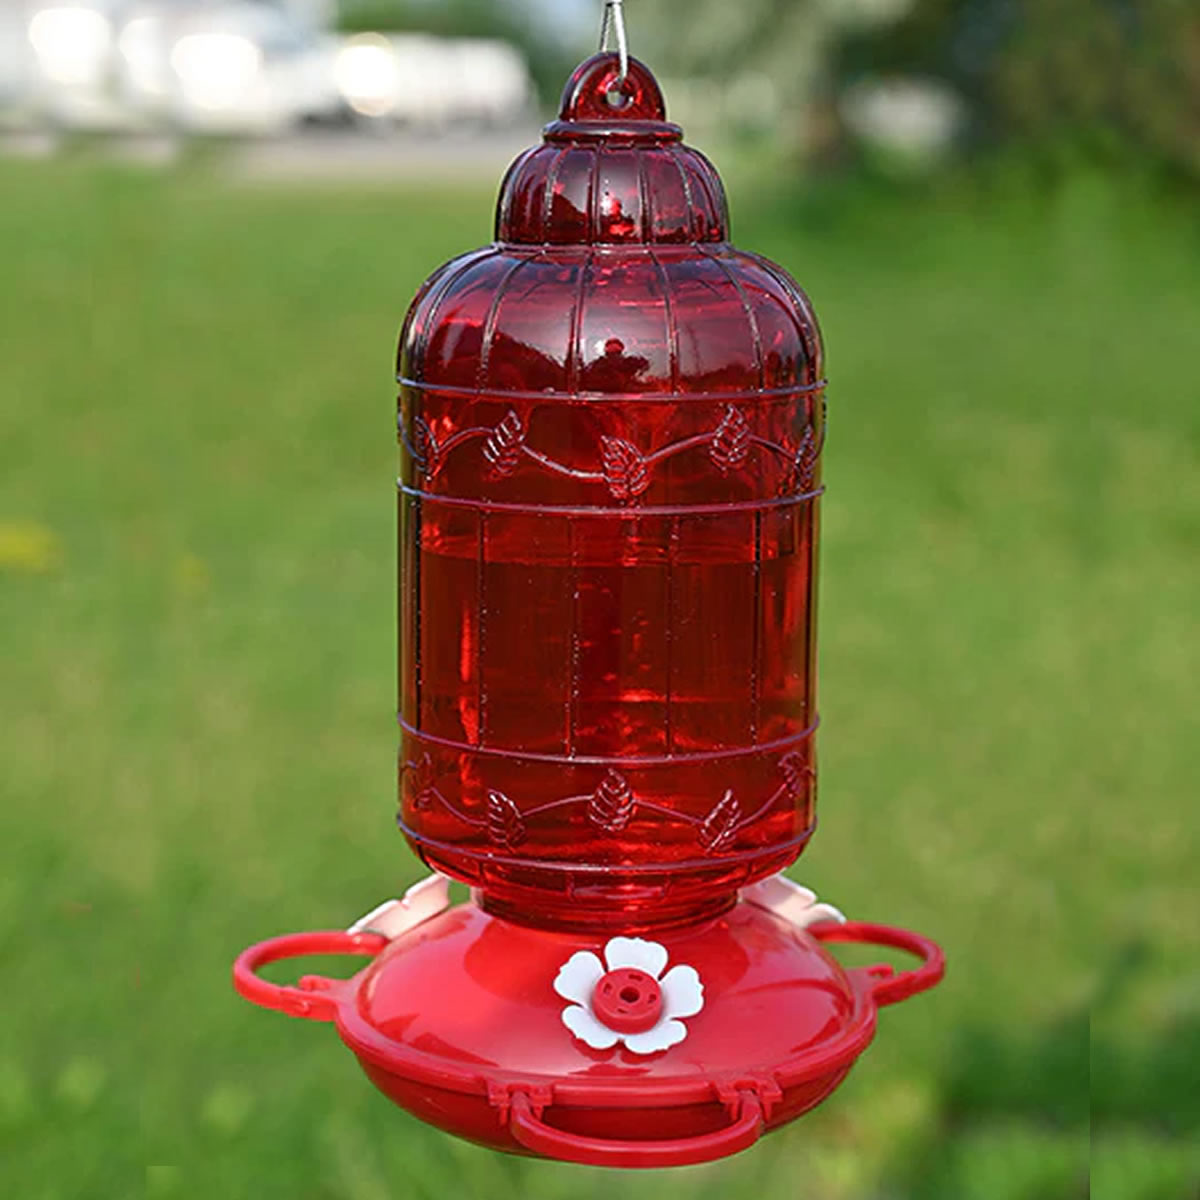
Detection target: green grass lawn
<box><xmin>1</xmin><ymin>152</ymin><xmax>1196</xmax><ymax>1199</ymax></box>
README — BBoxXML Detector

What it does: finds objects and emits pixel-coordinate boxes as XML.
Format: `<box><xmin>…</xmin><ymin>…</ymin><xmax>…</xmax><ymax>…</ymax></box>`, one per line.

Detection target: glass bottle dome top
<box><xmin>496</xmin><ymin>54</ymin><xmax>729</xmax><ymax>246</ymax></box>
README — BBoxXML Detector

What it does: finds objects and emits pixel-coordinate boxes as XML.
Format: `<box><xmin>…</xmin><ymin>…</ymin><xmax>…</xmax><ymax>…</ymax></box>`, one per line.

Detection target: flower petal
<box><xmin>553</xmin><ymin>951</ymin><xmax>605</xmax><ymax>1005</ymax></box>
<box><xmin>603</xmin><ymin>936</ymin><xmax>668</xmax><ymax>978</ymax></box>
<box><xmin>622</xmin><ymin>1019</ymin><xmax>688</xmax><ymax>1056</ymax></box>
<box><xmin>659</xmin><ymin>964</ymin><xmax>704</xmax><ymax>1019</ymax></box>
<box><xmin>793</xmin><ymin>902</ymin><xmax>846</xmax><ymax>930</ymax></box>
<box><xmin>562</xmin><ymin>1004</ymin><xmax>620</xmax><ymax>1050</ymax></box>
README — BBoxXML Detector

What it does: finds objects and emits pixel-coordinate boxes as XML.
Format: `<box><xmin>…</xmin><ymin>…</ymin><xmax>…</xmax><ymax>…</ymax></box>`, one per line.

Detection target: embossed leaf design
<box><xmin>411</xmin><ymin>787</ymin><xmax>438</xmax><ymax>812</ymax></box>
<box><xmin>403</xmin><ymin>752</ymin><xmax>438</xmax><ymax>810</ymax></box>
<box><xmin>710</xmin><ymin>405</ymin><xmax>752</xmax><ymax>473</ymax></box>
<box><xmin>482</xmin><ymin>409</ymin><xmax>525</xmax><ymax>478</ymax></box>
<box><xmin>600</xmin><ymin>436</ymin><xmax>651</xmax><ymax>500</ymax></box>
<box><xmin>409</xmin><ymin>415</ymin><xmax>441</xmax><ymax>476</ymax></box>
<box><xmin>486</xmin><ymin>789</ymin><xmax>526</xmax><ymax>849</ymax></box>
<box><xmin>793</xmin><ymin>421</ymin><xmax>823</xmax><ymax>492</ymax></box>
<box><xmin>778</xmin><ymin>751</ymin><xmax>813</xmax><ymax>799</ymax></box>
<box><xmin>587</xmin><ymin>769</ymin><xmax>636</xmax><ymax>833</ymax></box>
<box><xmin>698</xmin><ymin>789</ymin><xmax>742</xmax><ymax>852</ymax></box>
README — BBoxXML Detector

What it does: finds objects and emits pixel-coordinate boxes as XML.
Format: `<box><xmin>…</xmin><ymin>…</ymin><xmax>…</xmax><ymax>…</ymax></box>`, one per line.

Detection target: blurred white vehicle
<box><xmin>116</xmin><ymin>1</ymin><xmax>345</xmax><ymax>133</ymax></box>
<box><xmin>332</xmin><ymin>34</ymin><xmax>533</xmax><ymax>130</ymax></box>
<box><xmin>12</xmin><ymin>0</ymin><xmax>346</xmax><ymax>133</ymax></box>
<box><xmin>5</xmin><ymin>2</ymin><xmax>534</xmax><ymax>138</ymax></box>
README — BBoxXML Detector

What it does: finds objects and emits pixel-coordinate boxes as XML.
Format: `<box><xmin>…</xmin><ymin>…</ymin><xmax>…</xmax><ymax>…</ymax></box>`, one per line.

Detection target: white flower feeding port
<box><xmin>555</xmin><ymin>937</ymin><xmax>705</xmax><ymax>1055</ymax></box>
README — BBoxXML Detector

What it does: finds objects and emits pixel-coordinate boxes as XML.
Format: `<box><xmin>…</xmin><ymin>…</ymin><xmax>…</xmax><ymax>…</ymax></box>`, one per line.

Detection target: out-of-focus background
<box><xmin>1</xmin><ymin>1</ymin><xmax>1195</xmax><ymax>1197</ymax></box>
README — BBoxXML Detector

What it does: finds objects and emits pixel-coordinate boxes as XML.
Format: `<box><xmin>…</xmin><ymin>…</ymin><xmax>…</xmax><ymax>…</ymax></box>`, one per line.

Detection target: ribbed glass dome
<box><xmin>496</xmin><ymin>56</ymin><xmax>728</xmax><ymax>246</ymax></box>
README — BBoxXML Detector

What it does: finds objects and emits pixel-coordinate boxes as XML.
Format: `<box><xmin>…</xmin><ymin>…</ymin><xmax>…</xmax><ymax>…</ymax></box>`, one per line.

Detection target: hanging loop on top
<box><xmin>598</xmin><ymin>0</ymin><xmax>630</xmax><ymax>93</ymax></box>
<box><xmin>553</xmin><ymin>53</ymin><xmax>669</xmax><ymax>127</ymax></box>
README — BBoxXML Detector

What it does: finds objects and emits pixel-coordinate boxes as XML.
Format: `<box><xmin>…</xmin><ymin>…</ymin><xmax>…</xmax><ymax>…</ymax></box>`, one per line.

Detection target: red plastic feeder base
<box><xmin>234</xmin><ymin>878</ymin><xmax>943</xmax><ymax>1168</ymax></box>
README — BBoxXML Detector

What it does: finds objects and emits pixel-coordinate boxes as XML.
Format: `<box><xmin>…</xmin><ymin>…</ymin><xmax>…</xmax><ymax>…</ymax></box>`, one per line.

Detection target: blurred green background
<box><xmin>1</xmin><ymin>2</ymin><xmax>1197</xmax><ymax>1199</ymax></box>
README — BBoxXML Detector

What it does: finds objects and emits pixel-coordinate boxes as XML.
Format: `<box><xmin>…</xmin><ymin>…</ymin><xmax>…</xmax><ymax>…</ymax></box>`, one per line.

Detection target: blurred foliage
<box><xmin>639</xmin><ymin>0</ymin><xmax>835</xmax><ymax>154</ymax></box>
<box><xmin>337</xmin><ymin>0</ymin><xmax>578</xmax><ymax>109</ymax></box>
<box><xmin>836</xmin><ymin>0</ymin><xmax>1200</xmax><ymax>179</ymax></box>
<box><xmin>641</xmin><ymin>0</ymin><xmax>1200</xmax><ymax>181</ymax></box>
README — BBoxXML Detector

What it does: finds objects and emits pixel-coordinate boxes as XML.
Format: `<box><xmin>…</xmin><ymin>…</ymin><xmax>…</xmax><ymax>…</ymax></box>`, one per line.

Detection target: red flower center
<box><xmin>590</xmin><ymin>967</ymin><xmax>663</xmax><ymax>1034</ymax></box>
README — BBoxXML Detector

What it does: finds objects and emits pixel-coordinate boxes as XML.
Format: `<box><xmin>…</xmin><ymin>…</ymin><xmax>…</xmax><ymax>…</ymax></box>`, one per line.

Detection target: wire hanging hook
<box><xmin>599</xmin><ymin>0</ymin><xmax>630</xmax><ymax>91</ymax></box>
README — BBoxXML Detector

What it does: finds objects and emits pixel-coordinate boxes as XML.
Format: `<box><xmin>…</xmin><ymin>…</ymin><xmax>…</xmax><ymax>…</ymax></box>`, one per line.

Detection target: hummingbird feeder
<box><xmin>234</xmin><ymin>22</ymin><xmax>944</xmax><ymax>1170</ymax></box>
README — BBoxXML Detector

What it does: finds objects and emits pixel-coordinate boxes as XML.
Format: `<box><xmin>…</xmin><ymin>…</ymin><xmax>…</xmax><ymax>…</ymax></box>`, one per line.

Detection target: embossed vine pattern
<box><xmin>399</xmin><ymin>402</ymin><xmax>825</xmax><ymax>500</ymax></box>
<box><xmin>401</xmin><ymin>752</ymin><xmax>814</xmax><ymax>855</ymax></box>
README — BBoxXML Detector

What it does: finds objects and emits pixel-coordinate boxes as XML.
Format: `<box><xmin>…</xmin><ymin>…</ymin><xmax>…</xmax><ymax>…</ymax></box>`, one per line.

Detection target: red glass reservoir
<box><xmin>397</xmin><ymin>55</ymin><xmax>826</xmax><ymax>930</ymax></box>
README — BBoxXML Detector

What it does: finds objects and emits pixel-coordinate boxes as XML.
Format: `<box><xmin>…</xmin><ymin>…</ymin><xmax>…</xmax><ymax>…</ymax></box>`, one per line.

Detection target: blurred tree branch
<box><xmin>640</xmin><ymin>0</ymin><xmax>1200</xmax><ymax>181</ymax></box>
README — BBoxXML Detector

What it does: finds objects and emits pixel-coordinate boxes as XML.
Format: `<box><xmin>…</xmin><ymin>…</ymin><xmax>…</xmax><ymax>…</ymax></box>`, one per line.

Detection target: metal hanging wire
<box><xmin>598</xmin><ymin>0</ymin><xmax>630</xmax><ymax>89</ymax></box>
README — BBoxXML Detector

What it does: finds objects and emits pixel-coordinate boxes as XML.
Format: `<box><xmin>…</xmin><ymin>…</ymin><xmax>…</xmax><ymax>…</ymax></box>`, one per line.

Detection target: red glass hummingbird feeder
<box><xmin>234</xmin><ymin>35</ymin><xmax>943</xmax><ymax>1169</ymax></box>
